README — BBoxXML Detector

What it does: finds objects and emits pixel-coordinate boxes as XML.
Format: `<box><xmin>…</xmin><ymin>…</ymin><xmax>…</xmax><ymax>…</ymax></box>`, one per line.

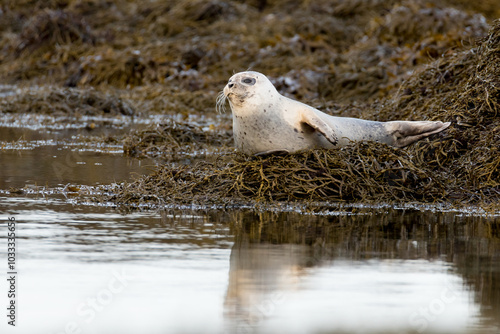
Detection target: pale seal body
<box><xmin>218</xmin><ymin>71</ymin><xmax>450</xmax><ymax>155</ymax></box>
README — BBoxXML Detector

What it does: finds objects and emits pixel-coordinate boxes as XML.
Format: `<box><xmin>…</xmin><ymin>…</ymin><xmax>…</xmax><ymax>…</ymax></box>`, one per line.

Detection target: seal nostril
<box><xmin>228</xmin><ymin>83</ymin><xmax>234</xmax><ymax>88</ymax></box>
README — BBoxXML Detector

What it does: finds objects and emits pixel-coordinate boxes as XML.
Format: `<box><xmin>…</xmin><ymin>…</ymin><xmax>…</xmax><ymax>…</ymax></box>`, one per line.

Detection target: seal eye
<box><xmin>242</xmin><ymin>77</ymin><xmax>256</xmax><ymax>85</ymax></box>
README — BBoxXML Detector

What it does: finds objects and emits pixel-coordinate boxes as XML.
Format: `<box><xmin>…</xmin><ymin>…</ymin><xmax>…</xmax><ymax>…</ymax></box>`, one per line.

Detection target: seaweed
<box><xmin>99</xmin><ymin>19</ymin><xmax>500</xmax><ymax>209</ymax></box>
<box><xmin>107</xmin><ymin>143</ymin><xmax>449</xmax><ymax>207</ymax></box>
<box><xmin>0</xmin><ymin>86</ymin><xmax>134</xmax><ymax>116</ymax></box>
<box><xmin>123</xmin><ymin>119</ymin><xmax>233</xmax><ymax>159</ymax></box>
<box><xmin>16</xmin><ymin>9</ymin><xmax>96</xmax><ymax>54</ymax></box>
<box><xmin>2</xmin><ymin>0</ymin><xmax>500</xmax><ymax>210</ymax></box>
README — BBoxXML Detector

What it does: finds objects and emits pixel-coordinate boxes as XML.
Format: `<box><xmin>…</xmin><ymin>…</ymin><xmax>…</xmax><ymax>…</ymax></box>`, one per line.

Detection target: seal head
<box><xmin>222</xmin><ymin>71</ymin><xmax>277</xmax><ymax>111</ymax></box>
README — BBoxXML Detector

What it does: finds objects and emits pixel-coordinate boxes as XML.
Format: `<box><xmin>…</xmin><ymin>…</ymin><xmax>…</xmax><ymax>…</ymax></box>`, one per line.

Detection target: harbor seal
<box><xmin>217</xmin><ymin>71</ymin><xmax>451</xmax><ymax>155</ymax></box>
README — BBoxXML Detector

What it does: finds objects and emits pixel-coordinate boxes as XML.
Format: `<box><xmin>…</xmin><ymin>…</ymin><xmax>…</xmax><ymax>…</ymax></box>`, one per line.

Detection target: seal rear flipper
<box><xmin>385</xmin><ymin>121</ymin><xmax>451</xmax><ymax>147</ymax></box>
<box><xmin>299</xmin><ymin>109</ymin><xmax>338</xmax><ymax>146</ymax></box>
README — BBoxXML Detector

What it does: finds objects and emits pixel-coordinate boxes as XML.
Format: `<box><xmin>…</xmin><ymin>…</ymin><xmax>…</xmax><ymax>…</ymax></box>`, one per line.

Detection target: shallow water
<box><xmin>0</xmin><ymin>125</ymin><xmax>156</xmax><ymax>189</ymax></box>
<box><xmin>0</xmin><ymin>145</ymin><xmax>154</xmax><ymax>189</ymax></box>
<box><xmin>1</xmin><ymin>123</ymin><xmax>500</xmax><ymax>334</ymax></box>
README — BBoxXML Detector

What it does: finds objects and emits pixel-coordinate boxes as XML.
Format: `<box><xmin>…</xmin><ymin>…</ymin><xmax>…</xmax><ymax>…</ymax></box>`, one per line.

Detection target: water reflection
<box><xmin>0</xmin><ymin>196</ymin><xmax>499</xmax><ymax>333</ymax></box>
<box><xmin>223</xmin><ymin>210</ymin><xmax>500</xmax><ymax>333</ymax></box>
<box><xmin>0</xmin><ymin>197</ymin><xmax>233</xmax><ymax>334</ymax></box>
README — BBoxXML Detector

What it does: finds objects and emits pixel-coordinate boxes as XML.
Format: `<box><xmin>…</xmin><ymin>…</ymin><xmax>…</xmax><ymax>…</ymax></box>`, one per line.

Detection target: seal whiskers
<box><xmin>216</xmin><ymin>91</ymin><xmax>227</xmax><ymax>114</ymax></box>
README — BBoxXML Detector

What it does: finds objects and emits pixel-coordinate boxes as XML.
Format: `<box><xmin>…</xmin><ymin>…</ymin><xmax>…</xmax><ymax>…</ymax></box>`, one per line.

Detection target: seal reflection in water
<box><xmin>217</xmin><ymin>71</ymin><xmax>451</xmax><ymax>155</ymax></box>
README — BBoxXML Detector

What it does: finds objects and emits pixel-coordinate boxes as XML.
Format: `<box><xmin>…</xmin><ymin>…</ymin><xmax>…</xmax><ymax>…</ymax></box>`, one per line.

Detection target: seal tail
<box><xmin>385</xmin><ymin>121</ymin><xmax>451</xmax><ymax>147</ymax></box>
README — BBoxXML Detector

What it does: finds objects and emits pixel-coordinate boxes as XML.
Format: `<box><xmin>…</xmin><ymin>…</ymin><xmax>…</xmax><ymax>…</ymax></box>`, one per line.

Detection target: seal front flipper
<box><xmin>384</xmin><ymin>121</ymin><xmax>451</xmax><ymax>147</ymax></box>
<box><xmin>299</xmin><ymin>109</ymin><xmax>338</xmax><ymax>146</ymax></box>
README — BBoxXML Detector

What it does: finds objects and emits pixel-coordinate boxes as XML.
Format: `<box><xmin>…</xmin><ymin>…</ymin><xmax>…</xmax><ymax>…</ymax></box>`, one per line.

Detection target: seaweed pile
<box><xmin>1</xmin><ymin>0</ymin><xmax>500</xmax><ymax>209</ymax></box>
<box><xmin>109</xmin><ymin>144</ymin><xmax>446</xmax><ymax>207</ymax></box>
<box><xmin>0</xmin><ymin>0</ymin><xmax>492</xmax><ymax>102</ymax></box>
<box><xmin>123</xmin><ymin>119</ymin><xmax>233</xmax><ymax>160</ymax></box>
<box><xmin>105</xmin><ymin>20</ymin><xmax>500</xmax><ymax>209</ymax></box>
<box><xmin>0</xmin><ymin>86</ymin><xmax>134</xmax><ymax>116</ymax></box>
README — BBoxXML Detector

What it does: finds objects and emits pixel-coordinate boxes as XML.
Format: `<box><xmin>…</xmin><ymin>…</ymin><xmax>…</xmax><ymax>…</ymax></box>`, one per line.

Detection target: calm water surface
<box><xmin>1</xmin><ymin>197</ymin><xmax>499</xmax><ymax>334</ymax></box>
<box><xmin>1</xmin><ymin>125</ymin><xmax>500</xmax><ymax>334</ymax></box>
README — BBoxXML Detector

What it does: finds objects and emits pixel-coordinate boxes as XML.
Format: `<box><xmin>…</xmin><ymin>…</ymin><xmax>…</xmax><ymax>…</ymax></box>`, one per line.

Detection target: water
<box><xmin>1</xmin><ymin>125</ymin><xmax>500</xmax><ymax>334</ymax></box>
<box><xmin>0</xmin><ymin>125</ymin><xmax>156</xmax><ymax>189</ymax></box>
<box><xmin>0</xmin><ymin>200</ymin><xmax>499</xmax><ymax>333</ymax></box>
<box><xmin>1</xmin><ymin>196</ymin><xmax>232</xmax><ymax>334</ymax></box>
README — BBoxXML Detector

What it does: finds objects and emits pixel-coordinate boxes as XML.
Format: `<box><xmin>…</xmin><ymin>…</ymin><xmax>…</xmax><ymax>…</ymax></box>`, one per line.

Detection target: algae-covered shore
<box><xmin>1</xmin><ymin>0</ymin><xmax>500</xmax><ymax>211</ymax></box>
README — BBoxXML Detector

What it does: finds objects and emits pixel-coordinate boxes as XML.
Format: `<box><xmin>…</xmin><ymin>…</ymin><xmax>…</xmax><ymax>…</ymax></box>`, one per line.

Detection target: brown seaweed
<box><xmin>2</xmin><ymin>0</ymin><xmax>500</xmax><ymax>210</ymax></box>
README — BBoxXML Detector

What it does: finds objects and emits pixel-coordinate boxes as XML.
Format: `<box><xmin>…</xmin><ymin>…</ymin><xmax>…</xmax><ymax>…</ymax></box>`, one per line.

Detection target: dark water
<box><xmin>1</xmin><ymin>125</ymin><xmax>500</xmax><ymax>334</ymax></box>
